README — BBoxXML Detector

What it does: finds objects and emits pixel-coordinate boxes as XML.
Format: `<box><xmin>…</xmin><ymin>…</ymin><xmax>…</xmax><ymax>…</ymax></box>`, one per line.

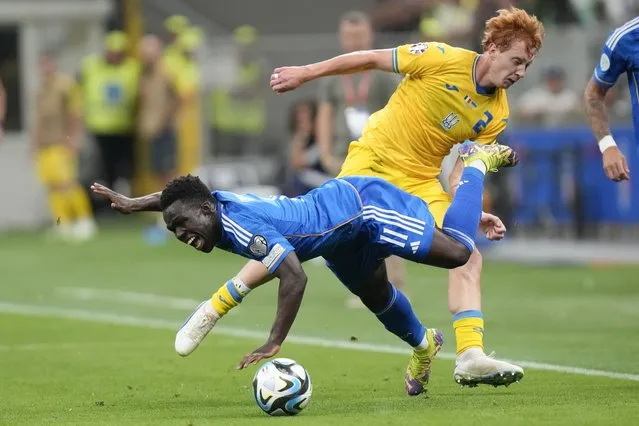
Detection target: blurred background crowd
<box><xmin>0</xmin><ymin>0</ymin><xmax>637</xmax><ymax>256</ymax></box>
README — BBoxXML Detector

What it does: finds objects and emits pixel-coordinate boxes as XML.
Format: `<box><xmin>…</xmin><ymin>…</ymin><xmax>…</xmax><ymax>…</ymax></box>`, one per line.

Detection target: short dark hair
<box><xmin>160</xmin><ymin>175</ymin><xmax>213</xmax><ymax>210</ymax></box>
<box><xmin>340</xmin><ymin>10</ymin><xmax>370</xmax><ymax>25</ymax></box>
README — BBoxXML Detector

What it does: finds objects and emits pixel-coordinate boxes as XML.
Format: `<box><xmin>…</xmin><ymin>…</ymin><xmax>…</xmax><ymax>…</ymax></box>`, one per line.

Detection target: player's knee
<box><xmin>467</xmin><ymin>249</ymin><xmax>483</xmax><ymax>273</ymax></box>
<box><xmin>450</xmin><ymin>248</ymin><xmax>482</xmax><ymax>273</ymax></box>
<box><xmin>449</xmin><ymin>245</ymin><xmax>472</xmax><ymax>269</ymax></box>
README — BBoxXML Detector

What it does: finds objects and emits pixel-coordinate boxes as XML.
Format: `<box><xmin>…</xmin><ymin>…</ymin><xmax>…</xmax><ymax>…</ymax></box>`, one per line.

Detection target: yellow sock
<box><xmin>67</xmin><ymin>184</ymin><xmax>94</xmax><ymax>219</ymax></box>
<box><xmin>210</xmin><ymin>278</ymin><xmax>251</xmax><ymax>317</ymax></box>
<box><xmin>453</xmin><ymin>310</ymin><xmax>484</xmax><ymax>355</ymax></box>
<box><xmin>48</xmin><ymin>190</ymin><xmax>72</xmax><ymax>224</ymax></box>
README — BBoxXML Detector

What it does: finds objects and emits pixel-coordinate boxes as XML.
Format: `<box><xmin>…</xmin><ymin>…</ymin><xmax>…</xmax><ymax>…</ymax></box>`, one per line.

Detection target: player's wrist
<box><xmin>598</xmin><ymin>135</ymin><xmax>617</xmax><ymax>153</ymax></box>
<box><xmin>301</xmin><ymin>65</ymin><xmax>315</xmax><ymax>83</ymax></box>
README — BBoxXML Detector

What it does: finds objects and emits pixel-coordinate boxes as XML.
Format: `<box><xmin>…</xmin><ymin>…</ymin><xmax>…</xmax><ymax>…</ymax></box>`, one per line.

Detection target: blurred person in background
<box><xmin>286</xmin><ymin>99</ymin><xmax>330</xmax><ymax>197</ymax></box>
<box><xmin>209</xmin><ymin>25</ymin><xmax>267</xmax><ymax>157</ymax></box>
<box><xmin>138</xmin><ymin>34</ymin><xmax>180</xmax><ymax>243</ymax></box>
<box><xmin>173</xmin><ymin>26</ymin><xmax>204</xmax><ymax>177</ymax></box>
<box><xmin>515</xmin><ymin>66</ymin><xmax>580</xmax><ymax>126</ymax></box>
<box><xmin>316</xmin><ymin>11</ymin><xmax>405</xmax><ymax>309</ymax></box>
<box><xmin>77</xmin><ymin>31</ymin><xmax>140</xmax><ymax>196</ymax></box>
<box><xmin>163</xmin><ymin>15</ymin><xmax>191</xmax><ymax>78</ymax></box>
<box><xmin>32</xmin><ymin>51</ymin><xmax>96</xmax><ymax>241</ymax></box>
<box><xmin>0</xmin><ymin>78</ymin><xmax>5</xmax><ymax>141</ymax></box>
<box><xmin>138</xmin><ymin>35</ymin><xmax>179</xmax><ymax>193</ymax></box>
<box><xmin>371</xmin><ymin>0</ymin><xmax>428</xmax><ymax>34</ymax></box>
<box><xmin>419</xmin><ymin>0</ymin><xmax>475</xmax><ymax>48</ymax></box>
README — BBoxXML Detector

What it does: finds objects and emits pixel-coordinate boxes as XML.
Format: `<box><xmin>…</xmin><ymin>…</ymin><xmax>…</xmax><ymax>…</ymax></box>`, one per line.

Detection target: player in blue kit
<box><xmin>585</xmin><ymin>16</ymin><xmax>639</xmax><ymax>182</ymax></box>
<box><xmin>92</xmin><ymin>141</ymin><xmax>518</xmax><ymax>395</ymax></box>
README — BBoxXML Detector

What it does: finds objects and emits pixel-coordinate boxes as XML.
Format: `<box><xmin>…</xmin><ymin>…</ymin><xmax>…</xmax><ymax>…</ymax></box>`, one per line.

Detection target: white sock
<box><xmin>457</xmin><ymin>346</ymin><xmax>485</xmax><ymax>362</ymax></box>
<box><xmin>232</xmin><ymin>277</ymin><xmax>252</xmax><ymax>296</ymax></box>
<box><xmin>469</xmin><ymin>160</ymin><xmax>487</xmax><ymax>174</ymax></box>
<box><xmin>414</xmin><ymin>332</ymin><xmax>430</xmax><ymax>350</ymax></box>
<box><xmin>204</xmin><ymin>300</ymin><xmax>220</xmax><ymax>319</ymax></box>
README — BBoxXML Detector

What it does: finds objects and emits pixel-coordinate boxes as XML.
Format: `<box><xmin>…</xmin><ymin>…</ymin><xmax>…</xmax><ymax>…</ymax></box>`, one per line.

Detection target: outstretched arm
<box><xmin>584</xmin><ymin>78</ymin><xmax>629</xmax><ymax>182</ymax></box>
<box><xmin>91</xmin><ymin>183</ymin><xmax>162</xmax><ymax>213</ymax></box>
<box><xmin>271</xmin><ymin>49</ymin><xmax>393</xmax><ymax>93</ymax></box>
<box><xmin>237</xmin><ymin>252</ymin><xmax>307</xmax><ymax>369</ymax></box>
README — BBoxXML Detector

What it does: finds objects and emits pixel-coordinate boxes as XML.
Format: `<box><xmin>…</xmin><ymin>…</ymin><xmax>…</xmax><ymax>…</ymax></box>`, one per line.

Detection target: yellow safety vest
<box><xmin>80</xmin><ymin>55</ymin><xmax>140</xmax><ymax>134</ymax></box>
<box><xmin>210</xmin><ymin>61</ymin><xmax>266</xmax><ymax>134</ymax></box>
<box><xmin>163</xmin><ymin>44</ymin><xmax>185</xmax><ymax>79</ymax></box>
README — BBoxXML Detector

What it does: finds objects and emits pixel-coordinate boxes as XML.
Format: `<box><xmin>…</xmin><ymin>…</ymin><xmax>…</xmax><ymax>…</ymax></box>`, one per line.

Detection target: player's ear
<box><xmin>486</xmin><ymin>43</ymin><xmax>498</xmax><ymax>59</ymax></box>
<box><xmin>201</xmin><ymin>200</ymin><xmax>215</xmax><ymax>216</ymax></box>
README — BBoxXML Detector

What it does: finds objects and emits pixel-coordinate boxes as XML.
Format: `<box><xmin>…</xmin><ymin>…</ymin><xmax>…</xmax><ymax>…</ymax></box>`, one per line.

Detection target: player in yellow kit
<box><xmin>164</xmin><ymin>8</ymin><xmax>544</xmax><ymax>394</ymax></box>
<box><xmin>32</xmin><ymin>51</ymin><xmax>97</xmax><ymax>241</ymax></box>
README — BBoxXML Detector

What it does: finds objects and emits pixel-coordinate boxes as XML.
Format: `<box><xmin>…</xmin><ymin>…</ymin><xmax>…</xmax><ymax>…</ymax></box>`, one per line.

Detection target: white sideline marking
<box><xmin>0</xmin><ymin>301</ymin><xmax>638</xmax><ymax>382</ymax></box>
<box><xmin>0</xmin><ymin>341</ymin><xmax>159</xmax><ymax>352</ymax></box>
<box><xmin>56</xmin><ymin>287</ymin><xmax>200</xmax><ymax>310</ymax></box>
<box><xmin>55</xmin><ymin>287</ymin><xmax>238</xmax><ymax>314</ymax></box>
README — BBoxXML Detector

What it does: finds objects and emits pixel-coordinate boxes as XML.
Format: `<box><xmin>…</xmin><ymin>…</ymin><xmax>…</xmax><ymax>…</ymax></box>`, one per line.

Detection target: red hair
<box><xmin>482</xmin><ymin>7</ymin><xmax>545</xmax><ymax>54</ymax></box>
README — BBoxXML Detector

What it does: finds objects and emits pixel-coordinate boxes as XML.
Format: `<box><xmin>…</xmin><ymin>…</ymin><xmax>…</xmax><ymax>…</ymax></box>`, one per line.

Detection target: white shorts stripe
<box><xmin>380</xmin><ymin>235</ymin><xmax>406</xmax><ymax>248</ymax></box>
<box><xmin>363</xmin><ymin>214</ymin><xmax>424</xmax><ymax>236</ymax></box>
<box><xmin>363</xmin><ymin>205</ymin><xmax>426</xmax><ymax>226</ymax></box>
<box><xmin>382</xmin><ymin>228</ymin><xmax>408</xmax><ymax>240</ymax></box>
<box><xmin>362</xmin><ymin>207</ymin><xmax>426</xmax><ymax>231</ymax></box>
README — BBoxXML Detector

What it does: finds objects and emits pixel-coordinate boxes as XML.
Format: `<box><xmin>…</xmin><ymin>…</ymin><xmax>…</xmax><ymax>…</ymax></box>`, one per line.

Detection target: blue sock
<box><xmin>374</xmin><ymin>283</ymin><xmax>426</xmax><ymax>347</ymax></box>
<box><xmin>442</xmin><ymin>167</ymin><xmax>485</xmax><ymax>252</ymax></box>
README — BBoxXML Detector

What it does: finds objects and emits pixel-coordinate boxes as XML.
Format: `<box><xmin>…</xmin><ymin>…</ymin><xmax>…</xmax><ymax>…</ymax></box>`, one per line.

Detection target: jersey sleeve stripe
<box><xmin>593</xmin><ymin>70</ymin><xmax>615</xmax><ymax>87</ymax></box>
<box><xmin>607</xmin><ymin>20</ymin><xmax>639</xmax><ymax>51</ymax></box>
<box><xmin>606</xmin><ymin>17</ymin><xmax>639</xmax><ymax>49</ymax></box>
<box><xmin>221</xmin><ymin>214</ymin><xmax>253</xmax><ymax>239</ymax></box>
<box><xmin>392</xmin><ymin>48</ymin><xmax>399</xmax><ymax>73</ymax></box>
<box><xmin>222</xmin><ymin>225</ymin><xmax>250</xmax><ymax>246</ymax></box>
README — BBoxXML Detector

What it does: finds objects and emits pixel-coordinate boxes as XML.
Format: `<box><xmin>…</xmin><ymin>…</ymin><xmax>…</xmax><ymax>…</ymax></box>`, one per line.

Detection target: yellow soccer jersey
<box><xmin>359</xmin><ymin>42</ymin><xmax>510</xmax><ymax>179</ymax></box>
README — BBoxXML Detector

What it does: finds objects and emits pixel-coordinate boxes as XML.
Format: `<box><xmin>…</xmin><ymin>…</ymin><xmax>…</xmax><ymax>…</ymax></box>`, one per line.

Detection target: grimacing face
<box><xmin>485</xmin><ymin>40</ymin><xmax>537</xmax><ymax>89</ymax></box>
<box><xmin>163</xmin><ymin>199</ymin><xmax>217</xmax><ymax>253</ymax></box>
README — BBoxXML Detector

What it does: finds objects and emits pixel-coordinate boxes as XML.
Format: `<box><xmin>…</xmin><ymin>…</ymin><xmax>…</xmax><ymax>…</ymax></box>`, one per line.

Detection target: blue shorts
<box><xmin>323</xmin><ymin>176</ymin><xmax>435</xmax><ymax>292</ymax></box>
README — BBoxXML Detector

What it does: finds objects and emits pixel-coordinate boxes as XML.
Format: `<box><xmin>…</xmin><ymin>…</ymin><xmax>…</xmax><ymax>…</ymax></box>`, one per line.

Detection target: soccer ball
<box><xmin>252</xmin><ymin>358</ymin><xmax>312</xmax><ymax>416</ymax></box>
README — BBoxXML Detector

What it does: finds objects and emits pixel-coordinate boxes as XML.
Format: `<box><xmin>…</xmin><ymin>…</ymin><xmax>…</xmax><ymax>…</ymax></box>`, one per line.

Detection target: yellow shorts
<box><xmin>36</xmin><ymin>145</ymin><xmax>77</xmax><ymax>186</ymax></box>
<box><xmin>338</xmin><ymin>141</ymin><xmax>452</xmax><ymax>227</ymax></box>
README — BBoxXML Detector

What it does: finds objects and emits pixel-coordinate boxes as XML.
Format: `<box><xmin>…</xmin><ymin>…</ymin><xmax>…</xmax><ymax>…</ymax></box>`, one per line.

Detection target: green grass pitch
<box><xmin>0</xmin><ymin>222</ymin><xmax>638</xmax><ymax>425</ymax></box>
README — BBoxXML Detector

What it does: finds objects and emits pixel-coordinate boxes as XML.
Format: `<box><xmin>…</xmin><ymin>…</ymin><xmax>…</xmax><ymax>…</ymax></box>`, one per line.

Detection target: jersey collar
<box><xmin>214</xmin><ymin>196</ymin><xmax>229</xmax><ymax>250</ymax></box>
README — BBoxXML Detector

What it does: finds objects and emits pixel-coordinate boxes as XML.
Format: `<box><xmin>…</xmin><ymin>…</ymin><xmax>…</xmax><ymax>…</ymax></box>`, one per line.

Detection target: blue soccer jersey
<box><xmin>212</xmin><ymin>176</ymin><xmax>436</xmax><ymax>282</ymax></box>
<box><xmin>213</xmin><ymin>179</ymin><xmax>363</xmax><ymax>274</ymax></box>
<box><xmin>593</xmin><ymin>17</ymin><xmax>639</xmax><ymax>150</ymax></box>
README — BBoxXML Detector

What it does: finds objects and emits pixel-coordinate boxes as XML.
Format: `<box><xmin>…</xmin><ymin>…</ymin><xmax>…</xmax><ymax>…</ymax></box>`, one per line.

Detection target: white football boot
<box><xmin>454</xmin><ymin>348</ymin><xmax>524</xmax><ymax>387</ymax></box>
<box><xmin>175</xmin><ymin>300</ymin><xmax>219</xmax><ymax>356</ymax></box>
